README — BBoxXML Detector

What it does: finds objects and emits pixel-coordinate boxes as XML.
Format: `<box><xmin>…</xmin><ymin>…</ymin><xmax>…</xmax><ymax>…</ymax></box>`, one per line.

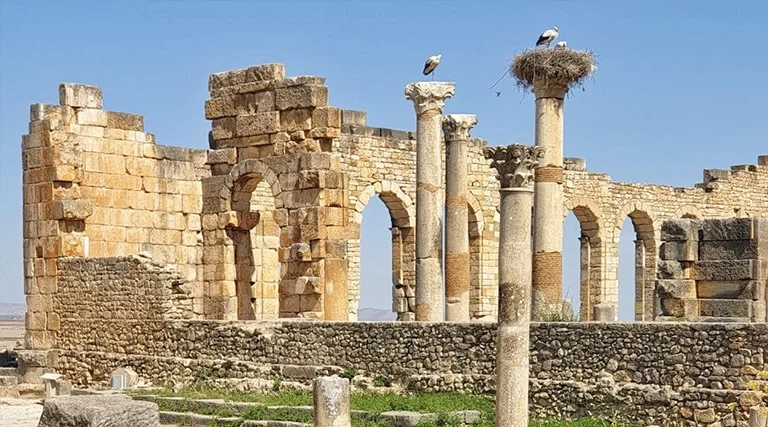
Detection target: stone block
<box><xmin>275</xmin><ymin>85</ymin><xmax>328</xmax><ymax>110</ymax></box>
<box><xmin>205</xmin><ymin>96</ymin><xmax>237</xmax><ymax>119</ymax></box>
<box><xmin>699</xmin><ymin>239</ymin><xmax>759</xmax><ymax>260</ymax></box>
<box><xmin>236</xmin><ymin>112</ymin><xmax>280</xmax><ymax>136</ymax></box>
<box><xmin>77</xmin><ymin>108</ymin><xmax>108</xmax><ymax>127</ymax></box>
<box><xmin>379</xmin><ymin>411</ymin><xmax>437</xmax><ymax>427</ymax></box>
<box><xmin>310</xmin><ymin>127</ymin><xmax>342</xmax><ymax>139</ymax></box>
<box><xmin>59</xmin><ymin>83</ymin><xmax>102</xmax><ymax>109</ymax></box>
<box><xmin>106</xmin><ymin>112</ymin><xmax>144</xmax><ymax>131</ymax></box>
<box><xmin>280</xmin><ymin>108</ymin><xmax>313</xmax><ymax>132</ymax></box>
<box><xmin>37</xmin><ymin>394</ymin><xmax>159</xmax><ymax>427</ymax></box>
<box><xmin>697</xmin><ymin>281</ymin><xmax>760</xmax><ymax>299</ymax></box>
<box><xmin>291</xmin><ymin>243</ymin><xmax>312</xmax><ymax>261</ymax></box>
<box><xmin>703</xmin><ymin>168</ymin><xmax>731</xmax><ymax>182</ymax></box>
<box><xmin>52</xmin><ymin>199</ymin><xmax>93</xmax><ymax>220</ymax></box>
<box><xmin>693</xmin><ymin>260</ymin><xmax>763</xmax><ymax>281</ymax></box>
<box><xmin>698</xmin><ymin>299</ymin><xmax>752</xmax><ymax>318</ymax></box>
<box><xmin>656</xmin><ymin>279</ymin><xmax>696</xmax><ymax>299</ymax></box>
<box><xmin>700</xmin><ymin>218</ymin><xmax>755</xmax><ymax>241</ymax></box>
<box><xmin>111</xmin><ymin>367</ymin><xmax>139</xmax><ymax>389</ymax></box>
<box><xmin>748</xmin><ymin>406</ymin><xmax>768</xmax><ymax>427</ymax></box>
<box><xmin>211</xmin><ymin>117</ymin><xmax>237</xmax><ymax>140</ymax></box>
<box><xmin>312</xmin><ymin>376</ymin><xmax>351</xmax><ymax>427</ymax></box>
<box><xmin>312</xmin><ymin>107</ymin><xmax>342</xmax><ymax>128</ymax></box>
<box><xmin>300</xmin><ymin>152</ymin><xmax>332</xmax><ymax>170</ymax></box>
<box><xmin>659</xmin><ymin>298</ymin><xmax>698</xmax><ymax>318</ymax></box>
<box><xmin>244</xmin><ymin>63</ymin><xmax>285</xmax><ymax>83</ymax></box>
<box><xmin>660</xmin><ymin>241</ymin><xmax>697</xmax><ymax>261</ymax></box>
<box><xmin>660</xmin><ymin>219</ymin><xmax>700</xmax><ymax>242</ymax></box>
<box><xmin>341</xmin><ymin>110</ymin><xmax>367</xmax><ymax>126</ymax></box>
<box><xmin>656</xmin><ymin>260</ymin><xmax>687</xmax><ymax>279</ymax></box>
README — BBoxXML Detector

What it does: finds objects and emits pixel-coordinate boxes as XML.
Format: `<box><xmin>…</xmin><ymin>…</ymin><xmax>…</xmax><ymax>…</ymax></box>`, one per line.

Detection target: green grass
<box><xmin>131</xmin><ymin>387</ymin><xmax>630</xmax><ymax>427</ymax></box>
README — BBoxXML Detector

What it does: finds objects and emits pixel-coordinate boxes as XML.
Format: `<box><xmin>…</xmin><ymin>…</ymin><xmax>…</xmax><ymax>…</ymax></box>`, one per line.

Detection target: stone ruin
<box><xmin>11</xmin><ymin>61</ymin><xmax>768</xmax><ymax>425</ymax></box>
<box><xmin>656</xmin><ymin>217</ymin><xmax>767</xmax><ymax>322</ymax></box>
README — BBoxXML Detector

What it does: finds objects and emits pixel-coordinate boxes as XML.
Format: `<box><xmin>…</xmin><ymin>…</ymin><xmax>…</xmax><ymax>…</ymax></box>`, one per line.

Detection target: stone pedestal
<box><xmin>486</xmin><ymin>144</ymin><xmax>544</xmax><ymax>427</ymax></box>
<box><xmin>442</xmin><ymin>114</ymin><xmax>477</xmax><ymax>322</ymax></box>
<box><xmin>405</xmin><ymin>82</ymin><xmax>455</xmax><ymax>322</ymax></box>
<box><xmin>532</xmin><ymin>85</ymin><xmax>568</xmax><ymax>319</ymax></box>
<box><xmin>313</xmin><ymin>376</ymin><xmax>351</xmax><ymax>427</ymax></box>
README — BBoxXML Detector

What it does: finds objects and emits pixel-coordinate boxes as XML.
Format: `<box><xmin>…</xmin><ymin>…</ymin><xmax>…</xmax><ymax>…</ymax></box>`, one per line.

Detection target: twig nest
<box><xmin>511</xmin><ymin>48</ymin><xmax>597</xmax><ymax>93</ymax></box>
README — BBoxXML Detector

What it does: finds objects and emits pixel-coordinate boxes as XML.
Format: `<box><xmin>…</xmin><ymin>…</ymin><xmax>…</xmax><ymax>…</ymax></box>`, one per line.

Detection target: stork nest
<box><xmin>511</xmin><ymin>48</ymin><xmax>597</xmax><ymax>92</ymax></box>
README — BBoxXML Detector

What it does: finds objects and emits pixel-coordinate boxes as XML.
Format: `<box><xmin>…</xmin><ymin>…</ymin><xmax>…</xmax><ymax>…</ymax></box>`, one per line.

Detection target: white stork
<box><xmin>554</xmin><ymin>41</ymin><xmax>567</xmax><ymax>50</ymax></box>
<box><xmin>423</xmin><ymin>54</ymin><xmax>441</xmax><ymax>80</ymax></box>
<box><xmin>536</xmin><ymin>27</ymin><xmax>559</xmax><ymax>48</ymax></box>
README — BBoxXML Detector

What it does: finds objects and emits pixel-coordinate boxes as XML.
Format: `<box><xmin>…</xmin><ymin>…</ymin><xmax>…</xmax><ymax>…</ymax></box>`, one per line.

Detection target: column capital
<box><xmin>442</xmin><ymin>114</ymin><xmax>477</xmax><ymax>142</ymax></box>
<box><xmin>533</xmin><ymin>84</ymin><xmax>568</xmax><ymax>100</ymax></box>
<box><xmin>485</xmin><ymin>144</ymin><xmax>545</xmax><ymax>189</ymax></box>
<box><xmin>405</xmin><ymin>82</ymin><xmax>455</xmax><ymax>115</ymax></box>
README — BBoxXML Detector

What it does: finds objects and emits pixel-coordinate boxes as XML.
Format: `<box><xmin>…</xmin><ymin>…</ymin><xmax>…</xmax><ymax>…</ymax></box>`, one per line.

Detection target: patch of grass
<box><xmin>373</xmin><ymin>376</ymin><xmax>392</xmax><ymax>388</ymax></box>
<box><xmin>350</xmin><ymin>392</ymin><xmax>494</xmax><ymax>416</ymax></box>
<box><xmin>131</xmin><ymin>386</ymin><xmax>313</xmax><ymax>406</ymax></box>
<box><xmin>341</xmin><ymin>368</ymin><xmax>357</xmax><ymax>380</ymax></box>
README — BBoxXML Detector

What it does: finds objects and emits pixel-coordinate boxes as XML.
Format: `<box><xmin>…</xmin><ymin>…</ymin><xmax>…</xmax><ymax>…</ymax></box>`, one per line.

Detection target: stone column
<box><xmin>532</xmin><ymin>84</ymin><xmax>568</xmax><ymax>319</ymax></box>
<box><xmin>313</xmin><ymin>376</ymin><xmax>351</xmax><ymax>427</ymax></box>
<box><xmin>405</xmin><ymin>82</ymin><xmax>455</xmax><ymax>322</ymax></box>
<box><xmin>486</xmin><ymin>144</ymin><xmax>544</xmax><ymax>427</ymax></box>
<box><xmin>579</xmin><ymin>236</ymin><xmax>590</xmax><ymax>321</ymax></box>
<box><xmin>634</xmin><ymin>239</ymin><xmax>646</xmax><ymax>321</ymax></box>
<box><xmin>442</xmin><ymin>114</ymin><xmax>477</xmax><ymax>322</ymax></box>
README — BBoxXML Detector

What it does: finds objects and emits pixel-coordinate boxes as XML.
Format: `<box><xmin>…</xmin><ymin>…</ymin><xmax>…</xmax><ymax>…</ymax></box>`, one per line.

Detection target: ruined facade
<box><xmin>22</xmin><ymin>62</ymin><xmax>768</xmax><ymax>349</ymax></box>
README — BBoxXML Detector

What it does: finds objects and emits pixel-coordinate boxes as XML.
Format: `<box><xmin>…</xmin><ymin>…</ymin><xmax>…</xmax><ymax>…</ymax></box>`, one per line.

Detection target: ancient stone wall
<box><xmin>55</xmin><ymin>309</ymin><xmax>768</xmax><ymax>425</ymax></box>
<box><xmin>563</xmin><ymin>157</ymin><xmax>768</xmax><ymax>321</ymax></box>
<box><xmin>656</xmin><ymin>218</ymin><xmax>768</xmax><ymax>322</ymax></box>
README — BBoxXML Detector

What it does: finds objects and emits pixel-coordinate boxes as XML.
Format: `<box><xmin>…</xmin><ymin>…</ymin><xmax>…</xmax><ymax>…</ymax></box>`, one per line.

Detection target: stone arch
<box><xmin>673</xmin><ymin>205</ymin><xmax>703</xmax><ymax>220</ymax></box>
<box><xmin>562</xmin><ymin>197</ymin><xmax>603</xmax><ymax>321</ymax></box>
<box><xmin>350</xmin><ymin>180</ymin><xmax>416</xmax><ymax>321</ymax></box>
<box><xmin>615</xmin><ymin>202</ymin><xmax>658</xmax><ymax>321</ymax></box>
<box><xmin>467</xmin><ymin>191</ymin><xmax>486</xmax><ymax>320</ymax></box>
<box><xmin>203</xmin><ymin>158</ymin><xmax>284</xmax><ymax>320</ymax></box>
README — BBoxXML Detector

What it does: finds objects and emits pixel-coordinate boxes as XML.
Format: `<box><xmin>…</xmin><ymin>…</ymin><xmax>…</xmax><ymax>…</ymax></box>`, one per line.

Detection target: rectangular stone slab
<box><xmin>659</xmin><ymin>298</ymin><xmax>698</xmax><ymax>317</ymax></box>
<box><xmin>692</xmin><ymin>260</ymin><xmax>764</xmax><ymax>281</ymax></box>
<box><xmin>698</xmin><ymin>299</ymin><xmax>752</xmax><ymax>318</ymax></box>
<box><xmin>656</xmin><ymin>279</ymin><xmax>696</xmax><ymax>299</ymax></box>
<box><xmin>661</xmin><ymin>219</ymin><xmax>700</xmax><ymax>242</ymax></box>
<box><xmin>660</xmin><ymin>241</ymin><xmax>697</xmax><ymax>261</ymax></box>
<box><xmin>37</xmin><ymin>395</ymin><xmax>159</xmax><ymax>427</ymax></box>
<box><xmin>698</xmin><ymin>240</ymin><xmax>759</xmax><ymax>261</ymax></box>
<box><xmin>697</xmin><ymin>281</ymin><xmax>759</xmax><ymax>300</ymax></box>
<box><xmin>700</xmin><ymin>218</ymin><xmax>754</xmax><ymax>241</ymax></box>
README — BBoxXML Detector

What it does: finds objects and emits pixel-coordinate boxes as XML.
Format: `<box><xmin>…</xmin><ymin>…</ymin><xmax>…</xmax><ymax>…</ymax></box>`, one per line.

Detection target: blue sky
<box><xmin>1</xmin><ymin>2</ymin><xmax>766</xmax><ymax>320</ymax></box>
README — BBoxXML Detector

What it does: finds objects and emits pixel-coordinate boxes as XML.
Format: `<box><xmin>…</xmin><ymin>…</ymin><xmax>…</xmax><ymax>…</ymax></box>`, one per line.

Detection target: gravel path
<box><xmin>0</xmin><ymin>398</ymin><xmax>43</xmax><ymax>427</ymax></box>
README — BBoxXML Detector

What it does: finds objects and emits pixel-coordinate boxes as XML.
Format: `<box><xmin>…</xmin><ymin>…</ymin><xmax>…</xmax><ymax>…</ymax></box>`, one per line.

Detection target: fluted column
<box><xmin>443</xmin><ymin>114</ymin><xmax>477</xmax><ymax>322</ymax></box>
<box><xmin>486</xmin><ymin>144</ymin><xmax>544</xmax><ymax>427</ymax></box>
<box><xmin>405</xmin><ymin>82</ymin><xmax>455</xmax><ymax>322</ymax></box>
<box><xmin>532</xmin><ymin>84</ymin><xmax>568</xmax><ymax>319</ymax></box>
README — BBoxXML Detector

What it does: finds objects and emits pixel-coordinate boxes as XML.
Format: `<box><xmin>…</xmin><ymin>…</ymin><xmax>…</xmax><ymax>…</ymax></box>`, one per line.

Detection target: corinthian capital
<box><xmin>484</xmin><ymin>144</ymin><xmax>545</xmax><ymax>189</ymax></box>
<box><xmin>405</xmin><ymin>82</ymin><xmax>455</xmax><ymax>115</ymax></box>
<box><xmin>442</xmin><ymin>114</ymin><xmax>478</xmax><ymax>142</ymax></box>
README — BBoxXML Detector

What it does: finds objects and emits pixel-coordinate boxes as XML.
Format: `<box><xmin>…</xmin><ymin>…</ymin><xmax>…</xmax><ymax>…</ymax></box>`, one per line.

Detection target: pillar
<box><xmin>405</xmin><ymin>82</ymin><xmax>455</xmax><ymax>321</ymax></box>
<box><xmin>579</xmin><ymin>236</ymin><xmax>590</xmax><ymax>321</ymax></box>
<box><xmin>486</xmin><ymin>143</ymin><xmax>544</xmax><ymax>427</ymax></box>
<box><xmin>634</xmin><ymin>239</ymin><xmax>646</xmax><ymax>321</ymax></box>
<box><xmin>443</xmin><ymin>114</ymin><xmax>477</xmax><ymax>322</ymax></box>
<box><xmin>313</xmin><ymin>376</ymin><xmax>351</xmax><ymax>427</ymax></box>
<box><xmin>531</xmin><ymin>84</ymin><xmax>568</xmax><ymax>319</ymax></box>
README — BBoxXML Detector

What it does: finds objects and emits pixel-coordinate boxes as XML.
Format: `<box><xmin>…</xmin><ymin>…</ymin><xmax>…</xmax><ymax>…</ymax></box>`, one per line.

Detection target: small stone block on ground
<box><xmin>379</xmin><ymin>411</ymin><xmax>437</xmax><ymax>427</ymax></box>
<box><xmin>37</xmin><ymin>395</ymin><xmax>159</xmax><ymax>427</ymax></box>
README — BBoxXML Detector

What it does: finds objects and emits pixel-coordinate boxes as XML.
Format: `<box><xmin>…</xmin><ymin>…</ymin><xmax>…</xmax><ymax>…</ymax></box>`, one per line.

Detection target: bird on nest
<box><xmin>554</xmin><ymin>41</ymin><xmax>567</xmax><ymax>50</ymax></box>
<box><xmin>423</xmin><ymin>54</ymin><xmax>441</xmax><ymax>80</ymax></box>
<box><xmin>536</xmin><ymin>27</ymin><xmax>559</xmax><ymax>48</ymax></box>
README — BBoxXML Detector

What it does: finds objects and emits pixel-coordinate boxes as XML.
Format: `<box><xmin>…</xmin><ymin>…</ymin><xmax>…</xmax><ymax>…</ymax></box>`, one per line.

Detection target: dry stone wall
<box><xmin>55</xmin><ymin>310</ymin><xmax>768</xmax><ymax>426</ymax></box>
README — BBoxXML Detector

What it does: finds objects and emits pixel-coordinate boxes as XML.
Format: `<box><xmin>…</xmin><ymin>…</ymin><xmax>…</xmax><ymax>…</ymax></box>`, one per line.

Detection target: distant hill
<box><xmin>0</xmin><ymin>303</ymin><xmax>25</xmax><ymax>317</ymax></box>
<box><xmin>358</xmin><ymin>308</ymin><xmax>397</xmax><ymax>321</ymax></box>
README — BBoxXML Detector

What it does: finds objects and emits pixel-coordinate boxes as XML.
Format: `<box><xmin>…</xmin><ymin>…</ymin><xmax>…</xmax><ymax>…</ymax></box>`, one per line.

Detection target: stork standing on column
<box><xmin>536</xmin><ymin>27</ymin><xmax>559</xmax><ymax>48</ymax></box>
<box><xmin>423</xmin><ymin>54</ymin><xmax>441</xmax><ymax>80</ymax></box>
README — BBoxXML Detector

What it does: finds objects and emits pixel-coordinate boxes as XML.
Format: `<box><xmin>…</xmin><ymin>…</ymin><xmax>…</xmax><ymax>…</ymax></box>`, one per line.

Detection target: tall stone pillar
<box><xmin>579</xmin><ymin>236</ymin><xmax>591</xmax><ymax>321</ymax></box>
<box><xmin>532</xmin><ymin>84</ymin><xmax>568</xmax><ymax>319</ymax></box>
<box><xmin>405</xmin><ymin>82</ymin><xmax>455</xmax><ymax>322</ymax></box>
<box><xmin>442</xmin><ymin>114</ymin><xmax>477</xmax><ymax>322</ymax></box>
<box><xmin>486</xmin><ymin>144</ymin><xmax>544</xmax><ymax>427</ymax></box>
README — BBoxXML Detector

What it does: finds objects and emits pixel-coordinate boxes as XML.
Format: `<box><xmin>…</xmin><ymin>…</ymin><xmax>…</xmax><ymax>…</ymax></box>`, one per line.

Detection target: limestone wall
<box><xmin>56</xmin><ymin>313</ymin><xmax>768</xmax><ymax>425</ymax></box>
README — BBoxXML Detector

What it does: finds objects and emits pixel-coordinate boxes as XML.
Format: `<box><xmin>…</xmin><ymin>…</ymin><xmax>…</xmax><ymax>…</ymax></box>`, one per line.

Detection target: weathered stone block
<box><xmin>700</xmin><ymin>218</ymin><xmax>755</xmax><ymax>241</ymax></box>
<box><xmin>106</xmin><ymin>112</ymin><xmax>144</xmax><ymax>131</ymax></box>
<box><xmin>37</xmin><ymin>395</ymin><xmax>160</xmax><ymax>427</ymax></box>
<box><xmin>312</xmin><ymin>107</ymin><xmax>342</xmax><ymax>128</ymax></box>
<box><xmin>698</xmin><ymin>299</ymin><xmax>752</xmax><ymax>318</ymax></box>
<box><xmin>660</xmin><ymin>219</ymin><xmax>700</xmax><ymax>242</ymax></box>
<box><xmin>379</xmin><ymin>411</ymin><xmax>437</xmax><ymax>427</ymax></box>
<box><xmin>659</xmin><ymin>298</ymin><xmax>698</xmax><ymax>318</ymax></box>
<box><xmin>280</xmin><ymin>108</ymin><xmax>313</xmax><ymax>132</ymax></box>
<box><xmin>211</xmin><ymin>117</ymin><xmax>236</xmax><ymax>140</ymax></box>
<box><xmin>52</xmin><ymin>199</ymin><xmax>93</xmax><ymax>220</ymax></box>
<box><xmin>245</xmin><ymin>63</ymin><xmax>285</xmax><ymax>82</ymax></box>
<box><xmin>77</xmin><ymin>108</ymin><xmax>108</xmax><ymax>127</ymax></box>
<box><xmin>310</xmin><ymin>127</ymin><xmax>342</xmax><ymax>139</ymax></box>
<box><xmin>59</xmin><ymin>83</ymin><xmax>102</xmax><ymax>109</ymax></box>
<box><xmin>660</xmin><ymin>241</ymin><xmax>697</xmax><ymax>261</ymax></box>
<box><xmin>656</xmin><ymin>260</ymin><xmax>687</xmax><ymax>279</ymax></box>
<box><xmin>206</xmin><ymin>148</ymin><xmax>237</xmax><ymax>165</ymax></box>
<box><xmin>341</xmin><ymin>110</ymin><xmax>366</xmax><ymax>126</ymax></box>
<box><xmin>656</xmin><ymin>279</ymin><xmax>696</xmax><ymax>299</ymax></box>
<box><xmin>699</xmin><ymin>239</ymin><xmax>759</xmax><ymax>260</ymax></box>
<box><xmin>236</xmin><ymin>112</ymin><xmax>280</xmax><ymax>136</ymax></box>
<box><xmin>693</xmin><ymin>260</ymin><xmax>763</xmax><ymax>281</ymax></box>
<box><xmin>275</xmin><ymin>85</ymin><xmax>328</xmax><ymax>110</ymax></box>
<box><xmin>697</xmin><ymin>281</ymin><xmax>760</xmax><ymax>299</ymax></box>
